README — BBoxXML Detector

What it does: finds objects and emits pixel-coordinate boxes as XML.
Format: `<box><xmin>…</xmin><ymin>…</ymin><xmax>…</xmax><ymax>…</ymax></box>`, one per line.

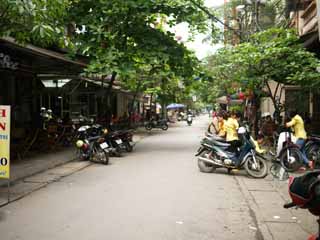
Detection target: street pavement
<box><xmin>0</xmin><ymin>116</ymin><xmax>316</xmax><ymax>240</ymax></box>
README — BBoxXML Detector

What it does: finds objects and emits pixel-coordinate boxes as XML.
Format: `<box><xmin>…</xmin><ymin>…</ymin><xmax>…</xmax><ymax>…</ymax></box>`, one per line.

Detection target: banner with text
<box><xmin>0</xmin><ymin>105</ymin><xmax>10</xmax><ymax>179</ymax></box>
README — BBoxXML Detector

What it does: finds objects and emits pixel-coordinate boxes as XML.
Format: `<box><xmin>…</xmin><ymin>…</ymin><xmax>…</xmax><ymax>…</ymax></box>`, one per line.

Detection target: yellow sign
<box><xmin>0</xmin><ymin>105</ymin><xmax>10</xmax><ymax>179</ymax></box>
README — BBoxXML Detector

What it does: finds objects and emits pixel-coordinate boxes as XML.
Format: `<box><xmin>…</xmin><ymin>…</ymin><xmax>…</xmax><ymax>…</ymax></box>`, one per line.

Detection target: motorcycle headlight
<box><xmin>76</xmin><ymin>140</ymin><xmax>84</xmax><ymax>148</ymax></box>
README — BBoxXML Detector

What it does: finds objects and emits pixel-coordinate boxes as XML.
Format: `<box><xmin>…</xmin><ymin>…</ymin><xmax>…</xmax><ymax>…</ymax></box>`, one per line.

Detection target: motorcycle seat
<box><xmin>213</xmin><ymin>140</ymin><xmax>231</xmax><ymax>147</ymax></box>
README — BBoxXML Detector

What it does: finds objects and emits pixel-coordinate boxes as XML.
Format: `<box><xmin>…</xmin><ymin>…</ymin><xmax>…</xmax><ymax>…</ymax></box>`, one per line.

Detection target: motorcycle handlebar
<box><xmin>283</xmin><ymin>202</ymin><xmax>296</xmax><ymax>209</ymax></box>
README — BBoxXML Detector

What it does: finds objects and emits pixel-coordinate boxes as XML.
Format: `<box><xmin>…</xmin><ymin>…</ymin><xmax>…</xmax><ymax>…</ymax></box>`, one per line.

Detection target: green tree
<box><xmin>203</xmin><ymin>28</ymin><xmax>320</xmax><ymax>121</ymax></box>
<box><xmin>0</xmin><ymin>0</ymin><xmax>69</xmax><ymax>46</ymax></box>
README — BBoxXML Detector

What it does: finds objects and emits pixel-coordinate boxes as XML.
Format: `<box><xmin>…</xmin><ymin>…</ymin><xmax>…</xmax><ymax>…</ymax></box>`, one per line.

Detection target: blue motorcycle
<box><xmin>196</xmin><ymin>127</ymin><xmax>268</xmax><ymax>178</ymax></box>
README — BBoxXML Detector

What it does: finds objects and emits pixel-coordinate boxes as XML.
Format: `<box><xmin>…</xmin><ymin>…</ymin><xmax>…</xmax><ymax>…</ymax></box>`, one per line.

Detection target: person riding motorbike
<box><xmin>285</xmin><ymin>111</ymin><xmax>311</xmax><ymax>169</ymax></box>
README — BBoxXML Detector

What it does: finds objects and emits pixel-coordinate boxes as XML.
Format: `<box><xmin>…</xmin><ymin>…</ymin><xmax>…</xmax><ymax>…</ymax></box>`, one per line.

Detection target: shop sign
<box><xmin>0</xmin><ymin>53</ymin><xmax>19</xmax><ymax>70</ymax></box>
<box><xmin>0</xmin><ymin>106</ymin><xmax>10</xmax><ymax>179</ymax></box>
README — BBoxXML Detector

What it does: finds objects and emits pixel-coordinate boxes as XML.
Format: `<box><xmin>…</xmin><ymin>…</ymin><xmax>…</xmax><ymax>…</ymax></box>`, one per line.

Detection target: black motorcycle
<box><xmin>145</xmin><ymin>119</ymin><xmax>168</xmax><ymax>131</ymax></box>
<box><xmin>75</xmin><ymin>125</ymin><xmax>109</xmax><ymax>164</ymax></box>
<box><xmin>306</xmin><ymin>134</ymin><xmax>320</xmax><ymax>169</ymax></box>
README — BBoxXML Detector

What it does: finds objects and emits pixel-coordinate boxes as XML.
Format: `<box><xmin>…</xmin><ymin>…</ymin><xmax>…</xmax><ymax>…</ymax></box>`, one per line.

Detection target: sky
<box><xmin>174</xmin><ymin>0</ymin><xmax>225</xmax><ymax>59</ymax></box>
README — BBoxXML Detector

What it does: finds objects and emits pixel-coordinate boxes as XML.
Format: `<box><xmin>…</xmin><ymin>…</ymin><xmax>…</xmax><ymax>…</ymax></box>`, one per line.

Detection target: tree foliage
<box><xmin>0</xmin><ymin>0</ymin><xmax>69</xmax><ymax>46</ymax></box>
<box><xmin>202</xmin><ymin>28</ymin><xmax>320</xmax><ymax>103</ymax></box>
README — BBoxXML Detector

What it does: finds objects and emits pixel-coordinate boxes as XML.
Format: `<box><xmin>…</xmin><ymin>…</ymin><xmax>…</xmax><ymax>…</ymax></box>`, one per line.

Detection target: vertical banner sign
<box><xmin>0</xmin><ymin>106</ymin><xmax>10</xmax><ymax>179</ymax></box>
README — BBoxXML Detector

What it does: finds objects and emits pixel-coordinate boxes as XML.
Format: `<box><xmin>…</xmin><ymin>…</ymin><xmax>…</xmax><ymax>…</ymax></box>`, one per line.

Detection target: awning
<box><xmin>0</xmin><ymin>37</ymin><xmax>86</xmax><ymax>76</ymax></box>
<box><xmin>167</xmin><ymin>103</ymin><xmax>185</xmax><ymax>109</ymax></box>
<box><xmin>216</xmin><ymin>96</ymin><xmax>243</xmax><ymax>105</ymax></box>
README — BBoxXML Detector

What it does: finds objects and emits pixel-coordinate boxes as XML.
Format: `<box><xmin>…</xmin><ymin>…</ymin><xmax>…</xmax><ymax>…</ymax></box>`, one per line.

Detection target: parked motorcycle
<box><xmin>114</xmin><ymin>130</ymin><xmax>134</xmax><ymax>152</ymax></box>
<box><xmin>284</xmin><ymin>171</ymin><xmax>320</xmax><ymax>240</ymax></box>
<box><xmin>275</xmin><ymin>128</ymin><xmax>305</xmax><ymax>172</ymax></box>
<box><xmin>196</xmin><ymin>127</ymin><xmax>268</xmax><ymax>178</ymax></box>
<box><xmin>75</xmin><ymin>125</ymin><xmax>109</xmax><ymax>164</ymax></box>
<box><xmin>105</xmin><ymin>130</ymin><xmax>133</xmax><ymax>156</ymax></box>
<box><xmin>187</xmin><ymin>114</ymin><xmax>193</xmax><ymax>126</ymax></box>
<box><xmin>306</xmin><ymin>134</ymin><xmax>320</xmax><ymax>169</ymax></box>
<box><xmin>145</xmin><ymin>119</ymin><xmax>168</xmax><ymax>131</ymax></box>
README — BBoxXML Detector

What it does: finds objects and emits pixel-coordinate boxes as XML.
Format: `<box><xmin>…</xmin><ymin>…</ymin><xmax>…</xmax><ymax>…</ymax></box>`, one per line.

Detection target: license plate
<box><xmin>100</xmin><ymin>142</ymin><xmax>109</xmax><ymax>149</ymax></box>
<box><xmin>116</xmin><ymin>139</ymin><xmax>122</xmax><ymax>144</ymax></box>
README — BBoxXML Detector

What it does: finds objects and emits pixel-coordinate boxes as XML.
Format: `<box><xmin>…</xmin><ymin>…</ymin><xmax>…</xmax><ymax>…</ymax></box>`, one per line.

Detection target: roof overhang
<box><xmin>0</xmin><ymin>37</ymin><xmax>86</xmax><ymax>76</ymax></box>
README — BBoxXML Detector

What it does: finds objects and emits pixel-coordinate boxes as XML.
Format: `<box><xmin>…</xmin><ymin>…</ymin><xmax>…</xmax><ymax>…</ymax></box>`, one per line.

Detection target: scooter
<box><xmin>187</xmin><ymin>114</ymin><xmax>193</xmax><ymax>126</ymax></box>
<box><xmin>196</xmin><ymin>127</ymin><xmax>268</xmax><ymax>178</ymax></box>
<box><xmin>284</xmin><ymin>171</ymin><xmax>320</xmax><ymax>240</ymax></box>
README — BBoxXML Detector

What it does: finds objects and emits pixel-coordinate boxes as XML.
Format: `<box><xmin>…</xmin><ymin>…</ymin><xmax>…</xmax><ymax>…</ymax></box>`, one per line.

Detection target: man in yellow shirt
<box><xmin>286</xmin><ymin>111</ymin><xmax>310</xmax><ymax>167</ymax></box>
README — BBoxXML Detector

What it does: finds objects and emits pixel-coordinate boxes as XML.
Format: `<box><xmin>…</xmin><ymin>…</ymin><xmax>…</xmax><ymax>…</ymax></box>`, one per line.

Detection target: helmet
<box><xmin>76</xmin><ymin>140</ymin><xmax>84</xmax><ymax>148</ymax></box>
<box><xmin>103</xmin><ymin>128</ymin><xmax>108</xmax><ymax>134</ymax></box>
<box><xmin>238</xmin><ymin>127</ymin><xmax>246</xmax><ymax>134</ymax></box>
<box><xmin>47</xmin><ymin>109</ymin><xmax>52</xmax><ymax>113</ymax></box>
<box><xmin>262</xmin><ymin>112</ymin><xmax>271</xmax><ymax>118</ymax></box>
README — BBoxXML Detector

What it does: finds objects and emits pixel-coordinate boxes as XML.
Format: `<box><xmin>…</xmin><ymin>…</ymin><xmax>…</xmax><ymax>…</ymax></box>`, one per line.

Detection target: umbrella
<box><xmin>166</xmin><ymin>103</ymin><xmax>185</xmax><ymax>109</ymax></box>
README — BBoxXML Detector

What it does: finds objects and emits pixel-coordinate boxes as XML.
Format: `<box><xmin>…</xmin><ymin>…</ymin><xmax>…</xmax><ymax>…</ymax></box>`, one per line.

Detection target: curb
<box><xmin>0</xmin><ymin>131</ymin><xmax>150</xmax><ymax>207</ymax></box>
<box><xmin>235</xmin><ymin>176</ymin><xmax>273</xmax><ymax>240</ymax></box>
<box><xmin>0</xmin><ymin>161</ymin><xmax>93</xmax><ymax>208</ymax></box>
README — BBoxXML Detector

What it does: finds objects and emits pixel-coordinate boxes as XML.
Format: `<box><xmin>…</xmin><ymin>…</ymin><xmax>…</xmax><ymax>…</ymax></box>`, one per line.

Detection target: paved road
<box><xmin>0</xmin><ymin>116</ymin><xmax>262</xmax><ymax>240</ymax></box>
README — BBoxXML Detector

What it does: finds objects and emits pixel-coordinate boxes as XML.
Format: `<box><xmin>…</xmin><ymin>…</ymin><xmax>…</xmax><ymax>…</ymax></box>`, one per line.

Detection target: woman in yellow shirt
<box><xmin>285</xmin><ymin>111</ymin><xmax>310</xmax><ymax>167</ymax></box>
<box><xmin>224</xmin><ymin>111</ymin><xmax>241</xmax><ymax>155</ymax></box>
<box><xmin>217</xmin><ymin>111</ymin><xmax>227</xmax><ymax>137</ymax></box>
<box><xmin>225</xmin><ymin>112</ymin><xmax>239</xmax><ymax>142</ymax></box>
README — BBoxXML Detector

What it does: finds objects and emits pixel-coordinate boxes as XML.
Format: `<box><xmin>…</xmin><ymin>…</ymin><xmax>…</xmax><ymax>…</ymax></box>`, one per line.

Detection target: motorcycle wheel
<box><xmin>244</xmin><ymin>155</ymin><xmax>268</xmax><ymax>178</ymax></box>
<box><xmin>125</xmin><ymin>142</ymin><xmax>133</xmax><ymax>152</ymax></box>
<box><xmin>198</xmin><ymin>150</ymin><xmax>216</xmax><ymax>173</ymax></box>
<box><xmin>114</xmin><ymin>147</ymin><xmax>122</xmax><ymax>157</ymax></box>
<box><xmin>161</xmin><ymin>124</ymin><xmax>168</xmax><ymax>131</ymax></box>
<box><xmin>145</xmin><ymin>124</ymin><xmax>152</xmax><ymax>131</ymax></box>
<box><xmin>77</xmin><ymin>149</ymin><xmax>89</xmax><ymax>161</ymax></box>
<box><xmin>307</xmin><ymin>144</ymin><xmax>320</xmax><ymax>168</ymax></box>
<box><xmin>91</xmin><ymin>147</ymin><xmax>109</xmax><ymax>165</ymax></box>
<box><xmin>279</xmin><ymin>147</ymin><xmax>303</xmax><ymax>172</ymax></box>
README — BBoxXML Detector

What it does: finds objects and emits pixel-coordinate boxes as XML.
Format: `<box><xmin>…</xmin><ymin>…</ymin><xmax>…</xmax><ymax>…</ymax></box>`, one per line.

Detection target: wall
<box><xmin>260</xmin><ymin>80</ymin><xmax>286</xmax><ymax>117</ymax></box>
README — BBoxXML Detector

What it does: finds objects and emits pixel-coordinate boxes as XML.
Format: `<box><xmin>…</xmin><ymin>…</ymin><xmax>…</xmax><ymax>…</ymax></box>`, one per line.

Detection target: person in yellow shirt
<box><xmin>285</xmin><ymin>111</ymin><xmax>310</xmax><ymax>167</ymax></box>
<box><xmin>224</xmin><ymin>111</ymin><xmax>241</xmax><ymax>155</ymax></box>
<box><xmin>225</xmin><ymin>111</ymin><xmax>239</xmax><ymax>142</ymax></box>
<box><xmin>217</xmin><ymin>111</ymin><xmax>227</xmax><ymax>137</ymax></box>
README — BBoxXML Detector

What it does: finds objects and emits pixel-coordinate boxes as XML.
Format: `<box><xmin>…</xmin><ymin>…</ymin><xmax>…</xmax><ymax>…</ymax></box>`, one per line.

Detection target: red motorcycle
<box><xmin>284</xmin><ymin>171</ymin><xmax>320</xmax><ymax>240</ymax></box>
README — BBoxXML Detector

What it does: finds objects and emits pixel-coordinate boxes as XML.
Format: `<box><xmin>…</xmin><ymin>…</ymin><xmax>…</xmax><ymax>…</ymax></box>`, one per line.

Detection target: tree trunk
<box><xmin>128</xmin><ymin>79</ymin><xmax>143</xmax><ymax>128</ymax></box>
<box><xmin>105</xmin><ymin>71</ymin><xmax>117</xmax><ymax>128</ymax></box>
<box><xmin>265</xmin><ymin>80</ymin><xmax>281</xmax><ymax>124</ymax></box>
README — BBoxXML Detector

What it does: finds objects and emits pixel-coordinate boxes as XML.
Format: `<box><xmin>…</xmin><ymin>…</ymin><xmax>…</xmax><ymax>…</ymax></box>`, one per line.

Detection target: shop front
<box><xmin>0</xmin><ymin>37</ymin><xmax>86</xmax><ymax>159</ymax></box>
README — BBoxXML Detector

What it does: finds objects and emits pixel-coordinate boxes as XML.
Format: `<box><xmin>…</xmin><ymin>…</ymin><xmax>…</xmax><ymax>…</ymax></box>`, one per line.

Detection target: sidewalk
<box><xmin>237</xmin><ymin>171</ymin><xmax>317</xmax><ymax>239</ymax></box>
<box><xmin>0</xmin><ymin>128</ymin><xmax>148</xmax><ymax>206</ymax></box>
